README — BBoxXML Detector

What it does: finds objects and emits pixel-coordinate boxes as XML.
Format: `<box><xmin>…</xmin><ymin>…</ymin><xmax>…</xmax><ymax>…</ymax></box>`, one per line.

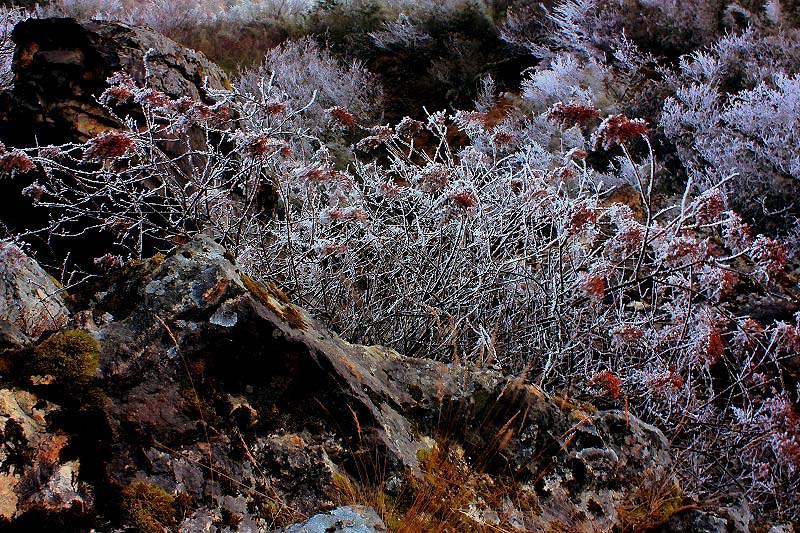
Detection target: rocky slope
<box><xmin>0</xmin><ymin>235</ymin><xmax>756</xmax><ymax>532</ymax></box>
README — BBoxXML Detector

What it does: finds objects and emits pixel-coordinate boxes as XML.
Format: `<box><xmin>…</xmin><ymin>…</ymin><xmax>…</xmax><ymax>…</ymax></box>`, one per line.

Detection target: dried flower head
<box><xmin>264</xmin><ymin>101</ymin><xmax>287</xmax><ymax>115</ymax></box>
<box><xmin>589</xmin><ymin>370</ymin><xmax>622</xmax><ymax>399</ymax></box>
<box><xmin>453</xmin><ymin>110</ymin><xmax>489</xmax><ymax>131</ymax></box>
<box><xmin>547</xmin><ymin>102</ymin><xmax>600</xmax><ymax>128</ymax></box>
<box><xmin>84</xmin><ymin>132</ymin><xmax>135</xmax><ymax>161</ymax></box>
<box><xmin>0</xmin><ymin>150</ymin><xmax>35</xmax><ymax>174</ymax></box>
<box><xmin>236</xmin><ymin>132</ymin><xmax>288</xmax><ymax>158</ymax></box>
<box><xmin>327</xmin><ymin>106</ymin><xmax>356</xmax><ymax>128</ymax></box>
<box><xmin>448</xmin><ymin>188</ymin><xmax>478</xmax><ymax>210</ymax></box>
<box><xmin>579</xmin><ymin>272</ymin><xmax>605</xmax><ymax>300</ymax></box>
<box><xmin>751</xmin><ymin>236</ymin><xmax>787</xmax><ymax>280</ymax></box>
<box><xmin>21</xmin><ymin>182</ymin><xmax>48</xmax><ymax>202</ymax></box>
<box><xmin>723</xmin><ymin>213</ymin><xmax>753</xmax><ymax>252</ymax></box>
<box><xmin>418</xmin><ymin>164</ymin><xmax>450</xmax><ymax>192</ymax></box>
<box><xmin>592</xmin><ymin>115</ymin><xmax>648</xmax><ymax>150</ymax></box>
<box><xmin>694</xmin><ymin>189</ymin><xmax>726</xmax><ymax>224</ymax></box>
<box><xmin>491</xmin><ymin>129</ymin><xmax>515</xmax><ymax>147</ymax></box>
<box><xmin>396</xmin><ymin>117</ymin><xmax>424</xmax><ymax>138</ymax></box>
<box><xmin>567</xmin><ymin>202</ymin><xmax>597</xmax><ymax>235</ymax></box>
<box><xmin>94</xmin><ymin>253</ymin><xmax>124</xmax><ymax>271</ymax></box>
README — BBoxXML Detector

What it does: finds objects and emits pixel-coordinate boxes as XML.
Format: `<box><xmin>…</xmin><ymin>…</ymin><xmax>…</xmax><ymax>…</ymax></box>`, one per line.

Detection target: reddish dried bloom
<box><xmin>589</xmin><ymin>370</ymin><xmax>622</xmax><ymax>400</ymax></box>
<box><xmin>171</xmin><ymin>97</ymin><xmax>197</xmax><ymax>114</ymax></box>
<box><xmin>567</xmin><ymin>203</ymin><xmax>597</xmax><ymax>235</ymax></box>
<box><xmin>579</xmin><ymin>272</ymin><xmax>605</xmax><ymax>300</ymax></box>
<box><xmin>611</xmin><ymin>325</ymin><xmax>643</xmax><ymax>348</ymax></box>
<box><xmin>564</xmin><ymin>148</ymin><xmax>588</xmax><ymax>163</ymax></box>
<box><xmin>106</xmin><ymin>71</ymin><xmax>137</xmax><ymax>89</ymax></box>
<box><xmin>592</xmin><ymin>114</ymin><xmax>648</xmax><ymax>150</ymax></box>
<box><xmin>0</xmin><ymin>151</ymin><xmax>35</xmax><ymax>174</ymax></box>
<box><xmin>700</xmin><ymin>266</ymin><xmax>738</xmax><ymax>301</ymax></box>
<box><xmin>318</xmin><ymin>242</ymin><xmax>348</xmax><ymax>256</ymax></box>
<box><xmin>371</xmin><ymin>125</ymin><xmax>394</xmax><ymax>141</ymax></box>
<box><xmin>101</xmin><ymin>72</ymin><xmax>137</xmax><ymax>105</ymax></box>
<box><xmin>322</xmin><ymin>207</ymin><xmax>369</xmax><ymax>224</ymax></box>
<box><xmin>327</xmin><ymin>106</ymin><xmax>356</xmax><ymax>128</ymax></box>
<box><xmin>751</xmin><ymin>235</ymin><xmax>787</xmax><ymax>279</ymax></box>
<box><xmin>723</xmin><ymin>213</ymin><xmax>752</xmax><ymax>252</ymax></box>
<box><xmin>396</xmin><ymin>117</ymin><xmax>424</xmax><ymax>138</ymax></box>
<box><xmin>696</xmin><ymin>325</ymin><xmax>724</xmax><ymax>364</ymax></box>
<box><xmin>93</xmin><ymin>253</ymin><xmax>123</xmax><ymax>271</ymax></box>
<box><xmin>658</xmin><ymin>234</ymin><xmax>708</xmax><ymax>267</ymax></box>
<box><xmin>135</xmin><ymin>88</ymin><xmax>172</xmax><ymax>109</ymax></box>
<box><xmin>208</xmin><ymin>105</ymin><xmax>232</xmax><ymax>126</ymax></box>
<box><xmin>606</xmin><ymin>219</ymin><xmax>645</xmax><ymax>257</ymax></box>
<box><xmin>38</xmin><ymin>146</ymin><xmax>63</xmax><ymax>160</ymax></box>
<box><xmin>694</xmin><ymin>189</ymin><xmax>726</xmax><ymax>224</ymax></box>
<box><xmin>453</xmin><ymin>110</ymin><xmax>489</xmax><ymax>130</ymax></box>
<box><xmin>449</xmin><ymin>189</ymin><xmax>478</xmax><ymax>210</ymax></box>
<box><xmin>356</xmin><ymin>135</ymin><xmax>384</xmax><ymax>152</ymax></box>
<box><xmin>547</xmin><ymin>102</ymin><xmax>600</xmax><ymax>128</ymax></box>
<box><xmin>301</xmin><ymin>167</ymin><xmax>337</xmax><ymax>182</ymax></box>
<box><xmin>101</xmin><ymin>86</ymin><xmax>135</xmax><ymax>105</ymax></box>
<box><xmin>238</xmin><ymin>133</ymin><xmax>271</xmax><ymax>157</ymax></box>
<box><xmin>378</xmin><ymin>180</ymin><xmax>402</xmax><ymax>199</ymax></box>
<box><xmin>491</xmin><ymin>130</ymin><xmax>515</xmax><ymax>147</ymax></box>
<box><xmin>646</xmin><ymin>365</ymin><xmax>684</xmax><ymax>394</ymax></box>
<box><xmin>21</xmin><ymin>182</ymin><xmax>48</xmax><ymax>202</ymax></box>
<box><xmin>236</xmin><ymin>132</ymin><xmax>288</xmax><ymax>159</ymax></box>
<box><xmin>773</xmin><ymin>320</ymin><xmax>800</xmax><ymax>356</ymax></box>
<box><xmin>419</xmin><ymin>164</ymin><xmax>449</xmax><ymax>192</ymax></box>
<box><xmin>264</xmin><ymin>101</ymin><xmax>287</xmax><ymax>115</ymax></box>
<box><xmin>104</xmin><ymin>216</ymin><xmax>134</xmax><ymax>235</ymax></box>
<box><xmin>84</xmin><ymin>132</ymin><xmax>135</xmax><ymax>160</ymax></box>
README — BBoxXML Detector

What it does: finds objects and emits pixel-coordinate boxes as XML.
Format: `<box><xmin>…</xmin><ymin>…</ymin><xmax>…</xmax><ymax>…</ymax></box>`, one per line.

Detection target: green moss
<box><xmin>33</xmin><ymin>330</ymin><xmax>99</xmax><ymax>384</ymax></box>
<box><xmin>121</xmin><ymin>481</ymin><xmax>176</xmax><ymax>533</ymax></box>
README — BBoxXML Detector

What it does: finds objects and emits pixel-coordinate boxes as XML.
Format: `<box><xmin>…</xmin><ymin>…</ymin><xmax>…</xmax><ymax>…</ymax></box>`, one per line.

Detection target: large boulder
<box><xmin>0</xmin><ymin>17</ymin><xmax>230</xmax><ymax>147</ymax></box>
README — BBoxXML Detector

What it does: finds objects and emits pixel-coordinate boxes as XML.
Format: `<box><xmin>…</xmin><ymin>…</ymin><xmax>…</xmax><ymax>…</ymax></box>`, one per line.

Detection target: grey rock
<box><xmin>282</xmin><ymin>506</ymin><xmax>387</xmax><ymax>533</ymax></box>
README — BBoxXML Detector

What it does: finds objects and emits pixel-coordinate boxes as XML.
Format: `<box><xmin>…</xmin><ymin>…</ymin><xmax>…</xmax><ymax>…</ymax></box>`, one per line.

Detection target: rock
<box><xmin>283</xmin><ymin>506</ymin><xmax>387</xmax><ymax>533</ymax></box>
<box><xmin>0</xmin><ymin>236</ymin><xmax>684</xmax><ymax>530</ymax></box>
<box><xmin>0</xmin><ymin>17</ymin><xmax>230</xmax><ymax>148</ymax></box>
<box><xmin>0</xmin><ymin>389</ymin><xmax>85</xmax><ymax>520</ymax></box>
<box><xmin>0</xmin><ymin>242</ymin><xmax>68</xmax><ymax>345</ymax></box>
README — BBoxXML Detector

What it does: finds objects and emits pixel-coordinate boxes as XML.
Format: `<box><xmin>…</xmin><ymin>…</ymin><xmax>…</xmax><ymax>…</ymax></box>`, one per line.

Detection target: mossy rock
<box><xmin>121</xmin><ymin>481</ymin><xmax>176</xmax><ymax>533</ymax></box>
<box><xmin>33</xmin><ymin>330</ymin><xmax>99</xmax><ymax>384</ymax></box>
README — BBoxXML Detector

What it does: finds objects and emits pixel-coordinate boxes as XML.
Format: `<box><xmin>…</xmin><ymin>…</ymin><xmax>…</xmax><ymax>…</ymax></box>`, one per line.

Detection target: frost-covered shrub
<box><xmin>237</xmin><ymin>37</ymin><xmax>383</xmax><ymax>140</ymax></box>
<box><xmin>661</xmin><ymin>27</ymin><xmax>800</xmax><ymax>228</ymax></box>
<box><xmin>0</xmin><ymin>6</ymin><xmax>33</xmax><ymax>89</ymax></box>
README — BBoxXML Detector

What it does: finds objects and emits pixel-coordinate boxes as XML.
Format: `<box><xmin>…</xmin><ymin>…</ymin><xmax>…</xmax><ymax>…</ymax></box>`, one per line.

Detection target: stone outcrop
<box><xmin>0</xmin><ymin>236</ymin><xmax>708</xmax><ymax>531</ymax></box>
<box><xmin>0</xmin><ymin>17</ymin><xmax>230</xmax><ymax>147</ymax></box>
